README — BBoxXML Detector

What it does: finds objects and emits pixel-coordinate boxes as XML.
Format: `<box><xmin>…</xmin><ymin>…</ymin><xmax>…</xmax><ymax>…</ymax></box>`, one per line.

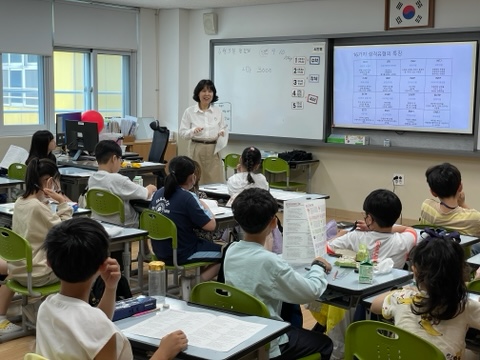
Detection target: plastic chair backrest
<box><xmin>0</xmin><ymin>227</ymin><xmax>33</xmax><ymax>272</ymax></box>
<box><xmin>262</xmin><ymin>157</ymin><xmax>290</xmax><ymax>177</ymax></box>
<box><xmin>344</xmin><ymin>320</ymin><xmax>445</xmax><ymax>359</ymax></box>
<box><xmin>468</xmin><ymin>279</ymin><xmax>480</xmax><ymax>293</ymax></box>
<box><xmin>224</xmin><ymin>153</ymin><xmax>240</xmax><ymax>179</ymax></box>
<box><xmin>139</xmin><ymin>209</ymin><xmax>179</xmax><ymax>265</ymax></box>
<box><xmin>8</xmin><ymin>162</ymin><xmax>27</xmax><ymax>180</ymax></box>
<box><xmin>86</xmin><ymin>189</ymin><xmax>125</xmax><ymax>224</ymax></box>
<box><xmin>24</xmin><ymin>353</ymin><xmax>49</xmax><ymax>360</ymax></box>
<box><xmin>148</xmin><ymin>121</ymin><xmax>170</xmax><ymax>164</ymax></box>
<box><xmin>190</xmin><ymin>281</ymin><xmax>270</xmax><ymax>317</ymax></box>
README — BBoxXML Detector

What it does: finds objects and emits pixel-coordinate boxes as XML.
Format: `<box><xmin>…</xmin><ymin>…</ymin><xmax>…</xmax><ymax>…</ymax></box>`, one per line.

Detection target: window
<box><xmin>54</xmin><ymin>49</ymin><xmax>132</xmax><ymax>120</ymax></box>
<box><xmin>2</xmin><ymin>53</ymin><xmax>44</xmax><ymax>127</ymax></box>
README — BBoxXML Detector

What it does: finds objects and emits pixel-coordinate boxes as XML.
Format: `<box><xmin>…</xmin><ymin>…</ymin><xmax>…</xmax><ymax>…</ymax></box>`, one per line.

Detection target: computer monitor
<box><xmin>55</xmin><ymin>112</ymin><xmax>82</xmax><ymax>147</ymax></box>
<box><xmin>65</xmin><ymin>120</ymin><xmax>99</xmax><ymax>161</ymax></box>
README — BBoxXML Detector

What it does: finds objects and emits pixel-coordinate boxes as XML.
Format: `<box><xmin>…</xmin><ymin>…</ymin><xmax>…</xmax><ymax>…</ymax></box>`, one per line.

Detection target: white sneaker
<box><xmin>0</xmin><ymin>319</ymin><xmax>22</xmax><ymax>335</ymax></box>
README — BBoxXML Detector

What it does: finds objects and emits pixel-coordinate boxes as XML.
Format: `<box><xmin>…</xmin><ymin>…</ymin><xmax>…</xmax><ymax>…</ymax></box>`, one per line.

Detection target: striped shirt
<box><xmin>420</xmin><ymin>199</ymin><xmax>480</xmax><ymax>237</ymax></box>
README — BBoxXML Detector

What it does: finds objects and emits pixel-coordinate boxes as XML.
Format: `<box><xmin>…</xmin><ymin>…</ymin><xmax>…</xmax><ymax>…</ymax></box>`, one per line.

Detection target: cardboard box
<box><xmin>345</xmin><ymin>135</ymin><xmax>368</xmax><ymax>145</ymax></box>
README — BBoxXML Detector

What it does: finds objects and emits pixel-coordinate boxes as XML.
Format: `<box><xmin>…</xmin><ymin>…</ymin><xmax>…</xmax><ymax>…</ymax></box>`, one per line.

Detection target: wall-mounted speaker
<box><xmin>203</xmin><ymin>13</ymin><xmax>218</xmax><ymax>35</ymax></box>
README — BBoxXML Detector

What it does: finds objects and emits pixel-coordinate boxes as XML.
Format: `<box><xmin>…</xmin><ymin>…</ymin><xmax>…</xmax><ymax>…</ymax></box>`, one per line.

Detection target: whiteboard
<box><xmin>212</xmin><ymin>38</ymin><xmax>328</xmax><ymax>141</ymax></box>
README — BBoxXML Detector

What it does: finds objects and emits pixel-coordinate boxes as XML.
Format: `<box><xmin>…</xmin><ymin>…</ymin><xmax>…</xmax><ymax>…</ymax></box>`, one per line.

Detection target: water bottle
<box><xmin>133</xmin><ymin>175</ymin><xmax>143</xmax><ymax>186</ymax></box>
<box><xmin>148</xmin><ymin>261</ymin><xmax>166</xmax><ymax>306</ymax></box>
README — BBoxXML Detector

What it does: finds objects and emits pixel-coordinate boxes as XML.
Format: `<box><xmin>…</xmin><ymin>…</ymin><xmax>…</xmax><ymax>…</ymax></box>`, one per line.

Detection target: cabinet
<box><xmin>124</xmin><ymin>139</ymin><xmax>177</xmax><ymax>163</ymax></box>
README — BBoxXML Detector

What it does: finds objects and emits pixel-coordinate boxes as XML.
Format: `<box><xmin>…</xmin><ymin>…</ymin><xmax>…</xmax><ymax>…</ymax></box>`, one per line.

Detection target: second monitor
<box><xmin>65</xmin><ymin>120</ymin><xmax>99</xmax><ymax>161</ymax></box>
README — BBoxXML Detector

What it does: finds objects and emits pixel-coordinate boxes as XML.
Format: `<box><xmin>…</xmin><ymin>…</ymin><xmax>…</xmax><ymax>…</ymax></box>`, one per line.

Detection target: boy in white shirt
<box><xmin>36</xmin><ymin>217</ymin><xmax>187</xmax><ymax>360</ymax></box>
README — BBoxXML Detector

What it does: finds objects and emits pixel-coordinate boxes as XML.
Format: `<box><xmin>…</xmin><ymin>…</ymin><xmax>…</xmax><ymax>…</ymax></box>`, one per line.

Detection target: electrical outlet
<box><xmin>393</xmin><ymin>173</ymin><xmax>405</xmax><ymax>186</ymax></box>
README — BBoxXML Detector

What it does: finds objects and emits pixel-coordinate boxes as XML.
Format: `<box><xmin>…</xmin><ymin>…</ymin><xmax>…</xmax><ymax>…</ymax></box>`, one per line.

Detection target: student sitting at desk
<box><xmin>0</xmin><ymin>158</ymin><xmax>72</xmax><ymax>335</ymax></box>
<box><xmin>224</xmin><ymin>188</ymin><xmax>333</xmax><ymax>360</ymax></box>
<box><xmin>327</xmin><ymin>189</ymin><xmax>417</xmax><ymax>269</ymax></box>
<box><xmin>371</xmin><ymin>231</ymin><xmax>480</xmax><ymax>360</ymax></box>
<box><xmin>150</xmin><ymin>156</ymin><xmax>222</xmax><ymax>281</ymax></box>
<box><xmin>420</xmin><ymin>162</ymin><xmax>480</xmax><ymax>254</ymax></box>
<box><xmin>322</xmin><ymin>189</ymin><xmax>417</xmax><ymax>359</ymax></box>
<box><xmin>37</xmin><ymin>217</ymin><xmax>188</xmax><ymax>360</ymax></box>
<box><xmin>190</xmin><ymin>159</ymin><xmax>225</xmax><ymax>242</ymax></box>
<box><xmin>26</xmin><ymin>130</ymin><xmax>57</xmax><ymax>165</ymax></box>
<box><xmin>88</xmin><ymin>140</ymin><xmax>157</xmax><ymax>227</ymax></box>
<box><xmin>226</xmin><ymin>146</ymin><xmax>269</xmax><ymax>206</ymax></box>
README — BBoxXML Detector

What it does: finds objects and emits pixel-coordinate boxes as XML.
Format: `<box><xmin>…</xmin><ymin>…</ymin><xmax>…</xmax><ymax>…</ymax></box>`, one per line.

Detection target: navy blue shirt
<box><xmin>150</xmin><ymin>186</ymin><xmax>212</xmax><ymax>263</ymax></box>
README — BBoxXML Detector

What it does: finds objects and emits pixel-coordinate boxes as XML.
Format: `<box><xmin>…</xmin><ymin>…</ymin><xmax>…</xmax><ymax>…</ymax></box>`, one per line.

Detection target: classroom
<box><xmin>2</xmin><ymin>0</ymin><xmax>480</xmax><ymax>358</ymax></box>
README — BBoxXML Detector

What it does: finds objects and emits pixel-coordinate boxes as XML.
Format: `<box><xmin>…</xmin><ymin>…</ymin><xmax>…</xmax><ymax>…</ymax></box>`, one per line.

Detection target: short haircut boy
<box><xmin>232</xmin><ymin>188</ymin><xmax>278</xmax><ymax>234</ymax></box>
<box><xmin>425</xmin><ymin>162</ymin><xmax>461</xmax><ymax>198</ymax></box>
<box><xmin>94</xmin><ymin>140</ymin><xmax>122</xmax><ymax>165</ymax></box>
<box><xmin>363</xmin><ymin>189</ymin><xmax>402</xmax><ymax>228</ymax></box>
<box><xmin>43</xmin><ymin>217</ymin><xmax>110</xmax><ymax>283</ymax></box>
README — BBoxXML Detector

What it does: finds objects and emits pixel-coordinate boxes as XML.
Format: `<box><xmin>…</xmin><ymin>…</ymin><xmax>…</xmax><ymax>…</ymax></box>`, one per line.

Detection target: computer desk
<box><xmin>57</xmin><ymin>155</ymin><xmax>165</xmax><ymax>177</ymax></box>
<box><xmin>116</xmin><ymin>297</ymin><xmax>290</xmax><ymax>360</ymax></box>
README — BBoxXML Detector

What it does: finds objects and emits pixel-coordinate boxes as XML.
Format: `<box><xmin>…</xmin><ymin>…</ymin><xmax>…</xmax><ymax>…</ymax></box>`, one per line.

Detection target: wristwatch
<box><xmin>311</xmin><ymin>259</ymin><xmax>328</xmax><ymax>273</ymax></box>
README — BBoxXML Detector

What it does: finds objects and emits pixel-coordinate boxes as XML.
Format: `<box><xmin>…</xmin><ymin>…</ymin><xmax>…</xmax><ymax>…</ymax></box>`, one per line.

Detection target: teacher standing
<box><xmin>179</xmin><ymin>79</ymin><xmax>226</xmax><ymax>185</ymax></box>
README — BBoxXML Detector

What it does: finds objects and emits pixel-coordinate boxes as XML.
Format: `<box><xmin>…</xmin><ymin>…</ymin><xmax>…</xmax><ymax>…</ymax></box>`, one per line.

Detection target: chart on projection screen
<box><xmin>212</xmin><ymin>39</ymin><xmax>327</xmax><ymax>140</ymax></box>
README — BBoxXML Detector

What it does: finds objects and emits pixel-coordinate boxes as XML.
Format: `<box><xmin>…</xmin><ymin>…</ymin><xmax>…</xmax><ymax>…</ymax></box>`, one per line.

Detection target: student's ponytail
<box><xmin>241</xmin><ymin>147</ymin><xmax>261</xmax><ymax>184</ymax></box>
<box><xmin>164</xmin><ymin>156</ymin><xmax>195</xmax><ymax>199</ymax></box>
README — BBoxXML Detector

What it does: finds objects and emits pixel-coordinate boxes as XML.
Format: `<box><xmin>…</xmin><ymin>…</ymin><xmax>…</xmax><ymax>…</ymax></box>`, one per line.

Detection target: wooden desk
<box><xmin>124</xmin><ymin>139</ymin><xmax>177</xmax><ymax>163</ymax></box>
<box><xmin>116</xmin><ymin>297</ymin><xmax>289</xmax><ymax>360</ymax></box>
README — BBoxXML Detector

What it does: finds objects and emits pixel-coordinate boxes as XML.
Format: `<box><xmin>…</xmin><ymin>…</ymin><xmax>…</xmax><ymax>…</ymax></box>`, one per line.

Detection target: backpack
<box><xmin>89</xmin><ymin>275</ymin><xmax>132</xmax><ymax>306</ymax></box>
<box><xmin>278</xmin><ymin>149</ymin><xmax>312</xmax><ymax>162</ymax></box>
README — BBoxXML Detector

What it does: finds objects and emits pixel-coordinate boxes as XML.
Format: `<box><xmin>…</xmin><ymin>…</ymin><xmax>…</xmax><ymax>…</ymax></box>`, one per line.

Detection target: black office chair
<box><xmin>148</xmin><ymin>120</ymin><xmax>170</xmax><ymax>188</ymax></box>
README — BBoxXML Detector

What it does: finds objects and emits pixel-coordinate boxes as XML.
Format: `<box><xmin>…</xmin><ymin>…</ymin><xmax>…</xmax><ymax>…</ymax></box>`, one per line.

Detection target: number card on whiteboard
<box><xmin>211</xmin><ymin>38</ymin><xmax>328</xmax><ymax>141</ymax></box>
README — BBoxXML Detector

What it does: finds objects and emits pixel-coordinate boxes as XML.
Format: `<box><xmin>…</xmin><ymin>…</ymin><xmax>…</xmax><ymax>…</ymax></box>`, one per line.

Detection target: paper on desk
<box><xmin>124</xmin><ymin>308</ymin><xmax>266</xmax><ymax>352</ymax></box>
<box><xmin>214</xmin><ymin>127</ymin><xmax>228</xmax><ymax>155</ymax></box>
<box><xmin>0</xmin><ymin>145</ymin><xmax>28</xmax><ymax>169</ymax></box>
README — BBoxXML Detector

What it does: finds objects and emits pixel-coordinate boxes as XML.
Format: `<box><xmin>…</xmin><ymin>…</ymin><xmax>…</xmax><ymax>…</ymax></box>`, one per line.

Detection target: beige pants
<box><xmin>190</xmin><ymin>142</ymin><xmax>223</xmax><ymax>184</ymax></box>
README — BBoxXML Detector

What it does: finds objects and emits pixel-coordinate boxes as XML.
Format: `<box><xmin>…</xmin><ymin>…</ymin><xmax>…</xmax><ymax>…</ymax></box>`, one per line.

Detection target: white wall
<box><xmin>153</xmin><ymin>0</ymin><xmax>480</xmax><ymax>222</ymax></box>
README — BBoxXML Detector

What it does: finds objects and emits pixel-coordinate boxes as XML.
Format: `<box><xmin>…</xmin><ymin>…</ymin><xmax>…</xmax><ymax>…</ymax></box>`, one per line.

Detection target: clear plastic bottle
<box><xmin>148</xmin><ymin>261</ymin><xmax>166</xmax><ymax>306</ymax></box>
<box><xmin>133</xmin><ymin>175</ymin><xmax>143</xmax><ymax>186</ymax></box>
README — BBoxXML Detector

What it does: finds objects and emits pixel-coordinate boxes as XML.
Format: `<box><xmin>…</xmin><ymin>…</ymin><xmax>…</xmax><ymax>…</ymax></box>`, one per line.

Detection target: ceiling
<box><xmin>86</xmin><ymin>0</ymin><xmax>317</xmax><ymax>10</ymax></box>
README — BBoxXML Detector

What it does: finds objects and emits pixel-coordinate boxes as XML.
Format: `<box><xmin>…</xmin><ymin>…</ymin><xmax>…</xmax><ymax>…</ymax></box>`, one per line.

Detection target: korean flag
<box><xmin>389</xmin><ymin>1</ymin><xmax>431</xmax><ymax>28</ymax></box>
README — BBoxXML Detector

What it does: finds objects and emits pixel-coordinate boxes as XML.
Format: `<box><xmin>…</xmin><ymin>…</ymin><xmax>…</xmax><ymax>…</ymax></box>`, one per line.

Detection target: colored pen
<box><xmin>350</xmin><ymin>221</ymin><xmax>358</xmax><ymax>232</ymax></box>
<box><xmin>132</xmin><ymin>307</ymin><xmax>161</xmax><ymax>317</ymax></box>
<box><xmin>333</xmin><ymin>270</ymin><xmax>339</xmax><ymax>280</ymax></box>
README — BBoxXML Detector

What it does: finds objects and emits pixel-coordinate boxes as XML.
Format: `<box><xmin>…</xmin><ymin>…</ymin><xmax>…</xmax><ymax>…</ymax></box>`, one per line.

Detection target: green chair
<box><xmin>224</xmin><ymin>153</ymin><xmax>240</xmax><ymax>180</ymax></box>
<box><xmin>262</xmin><ymin>157</ymin><xmax>306</xmax><ymax>191</ymax></box>
<box><xmin>8</xmin><ymin>163</ymin><xmax>27</xmax><ymax>180</ymax></box>
<box><xmin>344</xmin><ymin>320</ymin><xmax>444</xmax><ymax>360</ymax></box>
<box><xmin>139</xmin><ymin>210</ymin><xmax>217</xmax><ymax>300</ymax></box>
<box><xmin>86</xmin><ymin>189</ymin><xmax>125</xmax><ymax>224</ymax></box>
<box><xmin>0</xmin><ymin>227</ymin><xmax>60</xmax><ymax>342</ymax></box>
<box><xmin>190</xmin><ymin>281</ymin><xmax>321</xmax><ymax>360</ymax></box>
<box><xmin>468</xmin><ymin>279</ymin><xmax>480</xmax><ymax>293</ymax></box>
<box><xmin>86</xmin><ymin>189</ymin><xmax>142</xmax><ymax>281</ymax></box>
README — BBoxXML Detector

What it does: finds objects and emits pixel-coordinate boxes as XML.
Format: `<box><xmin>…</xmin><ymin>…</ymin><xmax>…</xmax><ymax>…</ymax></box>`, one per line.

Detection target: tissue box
<box><xmin>345</xmin><ymin>135</ymin><xmax>368</xmax><ymax>145</ymax></box>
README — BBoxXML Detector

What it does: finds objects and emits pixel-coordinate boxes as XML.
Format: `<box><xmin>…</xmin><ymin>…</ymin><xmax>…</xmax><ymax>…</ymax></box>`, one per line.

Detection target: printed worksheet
<box><xmin>124</xmin><ymin>308</ymin><xmax>266</xmax><ymax>352</ymax></box>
